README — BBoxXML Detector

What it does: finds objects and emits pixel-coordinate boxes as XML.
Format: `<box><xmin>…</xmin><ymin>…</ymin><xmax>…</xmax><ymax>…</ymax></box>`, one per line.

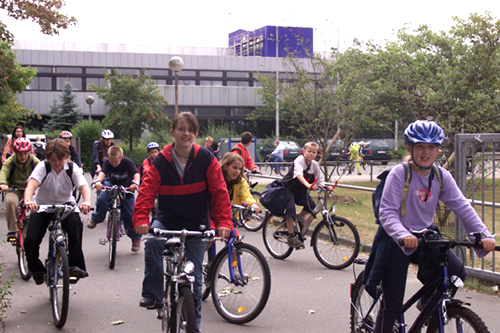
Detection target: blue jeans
<box><xmin>91</xmin><ymin>180</ymin><xmax>141</xmax><ymax>241</ymax></box>
<box><xmin>142</xmin><ymin>219</ymin><xmax>206</xmax><ymax>330</ymax></box>
<box><xmin>269</xmin><ymin>154</ymin><xmax>283</xmax><ymax>173</ymax></box>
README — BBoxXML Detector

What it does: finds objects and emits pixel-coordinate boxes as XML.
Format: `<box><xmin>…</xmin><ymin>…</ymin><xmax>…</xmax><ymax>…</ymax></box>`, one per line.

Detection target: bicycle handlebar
<box><xmin>148</xmin><ymin>227</ymin><xmax>217</xmax><ymax>239</ymax></box>
<box><xmin>231</xmin><ymin>203</ymin><xmax>255</xmax><ymax>214</ymax></box>
<box><xmin>96</xmin><ymin>185</ymin><xmax>135</xmax><ymax>195</ymax></box>
<box><xmin>399</xmin><ymin>230</ymin><xmax>500</xmax><ymax>251</ymax></box>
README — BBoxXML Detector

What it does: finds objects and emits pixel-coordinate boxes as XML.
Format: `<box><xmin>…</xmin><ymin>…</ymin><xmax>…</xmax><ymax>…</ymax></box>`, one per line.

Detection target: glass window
<box><xmin>36</xmin><ymin>66</ymin><xmax>53</xmax><ymax>73</ymax></box>
<box><xmin>86</xmin><ymin>78</ymin><xmax>107</xmax><ymax>90</ymax></box>
<box><xmin>86</xmin><ymin>67</ymin><xmax>110</xmax><ymax>75</ymax></box>
<box><xmin>227</xmin><ymin>81</ymin><xmax>250</xmax><ymax>87</ymax></box>
<box><xmin>230</xmin><ymin>108</ymin><xmax>253</xmax><ymax>116</ymax></box>
<box><xmin>26</xmin><ymin>77</ymin><xmax>52</xmax><ymax>90</ymax></box>
<box><xmin>199</xmin><ymin>80</ymin><xmax>223</xmax><ymax>86</ymax></box>
<box><xmin>196</xmin><ymin>107</ymin><xmax>226</xmax><ymax>116</ymax></box>
<box><xmin>178</xmin><ymin>70</ymin><xmax>196</xmax><ymax>77</ymax></box>
<box><xmin>115</xmin><ymin>68</ymin><xmax>141</xmax><ymax>75</ymax></box>
<box><xmin>145</xmin><ymin>69</ymin><xmax>169</xmax><ymax>76</ymax></box>
<box><xmin>199</xmin><ymin>71</ymin><xmax>223</xmax><ymax>77</ymax></box>
<box><xmin>56</xmin><ymin>67</ymin><xmax>82</xmax><ymax>74</ymax></box>
<box><xmin>227</xmin><ymin>71</ymin><xmax>250</xmax><ymax>78</ymax></box>
<box><xmin>179</xmin><ymin>80</ymin><xmax>196</xmax><ymax>86</ymax></box>
<box><xmin>155</xmin><ymin>79</ymin><xmax>167</xmax><ymax>85</ymax></box>
<box><xmin>57</xmin><ymin>77</ymin><xmax>82</xmax><ymax>90</ymax></box>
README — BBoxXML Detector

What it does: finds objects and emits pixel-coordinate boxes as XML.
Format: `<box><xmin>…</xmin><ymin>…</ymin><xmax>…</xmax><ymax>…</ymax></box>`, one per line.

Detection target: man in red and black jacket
<box><xmin>231</xmin><ymin>131</ymin><xmax>259</xmax><ymax>171</ymax></box>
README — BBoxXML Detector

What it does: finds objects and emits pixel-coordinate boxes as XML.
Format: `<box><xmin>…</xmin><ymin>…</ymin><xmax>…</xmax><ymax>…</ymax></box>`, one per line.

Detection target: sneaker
<box><xmin>140</xmin><ymin>297</ymin><xmax>161</xmax><ymax>309</ymax></box>
<box><xmin>287</xmin><ymin>235</ymin><xmax>304</xmax><ymax>248</ymax></box>
<box><xmin>70</xmin><ymin>266</ymin><xmax>88</xmax><ymax>279</ymax></box>
<box><xmin>132</xmin><ymin>239</ymin><xmax>141</xmax><ymax>252</ymax></box>
<box><xmin>6</xmin><ymin>232</ymin><xmax>17</xmax><ymax>244</ymax></box>
<box><xmin>87</xmin><ymin>220</ymin><xmax>96</xmax><ymax>229</ymax></box>
<box><xmin>33</xmin><ymin>271</ymin><xmax>45</xmax><ymax>285</ymax></box>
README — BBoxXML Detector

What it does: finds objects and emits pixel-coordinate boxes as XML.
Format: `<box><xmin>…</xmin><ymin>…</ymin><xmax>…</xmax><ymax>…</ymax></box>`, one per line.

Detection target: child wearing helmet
<box><xmin>139</xmin><ymin>142</ymin><xmax>160</xmax><ymax>180</ymax></box>
<box><xmin>362</xmin><ymin>120</ymin><xmax>496</xmax><ymax>332</ymax></box>
<box><xmin>59</xmin><ymin>131</ymin><xmax>83</xmax><ymax>168</ymax></box>
<box><xmin>2</xmin><ymin>126</ymin><xmax>33</xmax><ymax>164</ymax></box>
<box><xmin>0</xmin><ymin>137</ymin><xmax>40</xmax><ymax>241</ymax></box>
<box><xmin>91</xmin><ymin>129</ymin><xmax>115</xmax><ymax>178</ymax></box>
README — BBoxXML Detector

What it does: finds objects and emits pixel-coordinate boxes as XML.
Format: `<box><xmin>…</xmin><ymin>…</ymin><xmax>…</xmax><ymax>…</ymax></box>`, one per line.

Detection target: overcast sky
<box><xmin>1</xmin><ymin>0</ymin><xmax>500</xmax><ymax>53</ymax></box>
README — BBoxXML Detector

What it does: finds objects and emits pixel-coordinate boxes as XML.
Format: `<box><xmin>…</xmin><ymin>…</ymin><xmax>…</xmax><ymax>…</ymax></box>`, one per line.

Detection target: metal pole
<box><xmin>175</xmin><ymin>73</ymin><xmax>179</xmax><ymax>115</ymax></box>
<box><xmin>275</xmin><ymin>26</ymin><xmax>280</xmax><ymax>139</ymax></box>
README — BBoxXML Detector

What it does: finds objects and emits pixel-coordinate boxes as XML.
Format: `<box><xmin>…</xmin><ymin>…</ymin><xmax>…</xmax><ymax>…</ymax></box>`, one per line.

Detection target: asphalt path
<box><xmin>0</xmin><ymin>171</ymin><xmax>499</xmax><ymax>332</ymax></box>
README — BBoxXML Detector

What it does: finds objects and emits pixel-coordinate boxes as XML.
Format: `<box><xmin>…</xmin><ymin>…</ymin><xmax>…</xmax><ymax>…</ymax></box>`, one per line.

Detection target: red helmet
<box><xmin>59</xmin><ymin>131</ymin><xmax>73</xmax><ymax>138</ymax></box>
<box><xmin>13</xmin><ymin>137</ymin><xmax>32</xmax><ymax>152</ymax></box>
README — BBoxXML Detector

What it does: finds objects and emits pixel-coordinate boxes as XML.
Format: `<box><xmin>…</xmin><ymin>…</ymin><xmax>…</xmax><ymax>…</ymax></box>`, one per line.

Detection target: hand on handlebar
<box><xmin>403</xmin><ymin>235</ymin><xmax>419</xmax><ymax>249</ymax></box>
<box><xmin>482</xmin><ymin>238</ymin><xmax>496</xmax><ymax>252</ymax></box>
<box><xmin>217</xmin><ymin>227</ymin><xmax>231</xmax><ymax>242</ymax></box>
<box><xmin>135</xmin><ymin>224</ymin><xmax>150</xmax><ymax>235</ymax></box>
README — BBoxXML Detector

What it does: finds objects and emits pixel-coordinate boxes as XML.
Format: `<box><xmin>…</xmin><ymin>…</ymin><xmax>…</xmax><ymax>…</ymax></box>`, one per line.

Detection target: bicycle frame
<box><xmin>207</xmin><ymin>229</ymin><xmax>246</xmax><ymax>286</ymax></box>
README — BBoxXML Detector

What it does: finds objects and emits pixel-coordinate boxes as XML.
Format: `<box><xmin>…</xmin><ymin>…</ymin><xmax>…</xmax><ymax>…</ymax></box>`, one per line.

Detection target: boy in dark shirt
<box><xmin>88</xmin><ymin>146</ymin><xmax>142</xmax><ymax>251</ymax></box>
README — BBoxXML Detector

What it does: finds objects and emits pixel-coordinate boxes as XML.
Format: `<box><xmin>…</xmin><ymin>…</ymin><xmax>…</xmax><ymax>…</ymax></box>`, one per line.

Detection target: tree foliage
<box><xmin>91</xmin><ymin>70</ymin><xmax>170</xmax><ymax>151</ymax></box>
<box><xmin>44</xmin><ymin>81</ymin><xmax>82</xmax><ymax>132</ymax></box>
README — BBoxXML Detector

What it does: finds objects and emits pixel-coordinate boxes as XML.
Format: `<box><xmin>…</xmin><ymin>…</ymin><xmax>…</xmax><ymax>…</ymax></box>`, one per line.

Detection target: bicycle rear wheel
<box><xmin>311</xmin><ymin>217</ymin><xmax>360</xmax><ymax>269</ymax></box>
<box><xmin>262</xmin><ymin>214</ymin><xmax>293</xmax><ymax>259</ymax></box>
<box><xmin>170</xmin><ymin>284</ymin><xmax>197</xmax><ymax>333</ymax></box>
<box><xmin>210</xmin><ymin>242</ymin><xmax>271</xmax><ymax>324</ymax></box>
<box><xmin>108</xmin><ymin>210</ymin><xmax>118</xmax><ymax>269</ymax></box>
<box><xmin>278</xmin><ymin>163</ymin><xmax>288</xmax><ymax>176</ymax></box>
<box><xmin>50</xmin><ymin>245</ymin><xmax>70</xmax><ymax>329</ymax></box>
<box><xmin>17</xmin><ymin>218</ymin><xmax>31</xmax><ymax>280</ymax></box>
<box><xmin>241</xmin><ymin>192</ymin><xmax>265</xmax><ymax>232</ymax></box>
<box><xmin>426</xmin><ymin>303</ymin><xmax>490</xmax><ymax>333</ymax></box>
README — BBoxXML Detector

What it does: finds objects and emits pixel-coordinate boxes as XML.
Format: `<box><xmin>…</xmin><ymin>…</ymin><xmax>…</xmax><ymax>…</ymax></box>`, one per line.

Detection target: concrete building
<box><xmin>12</xmin><ymin>26</ymin><xmax>314</xmax><ymax>136</ymax></box>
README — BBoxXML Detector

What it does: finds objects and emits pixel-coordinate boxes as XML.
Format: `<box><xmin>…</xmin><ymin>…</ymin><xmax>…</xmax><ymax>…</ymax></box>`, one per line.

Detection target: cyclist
<box><xmin>90</xmin><ymin>129</ymin><xmax>115</xmax><ymax>178</ymax></box>
<box><xmin>348</xmin><ymin>141</ymin><xmax>365</xmax><ymax>175</ymax></box>
<box><xmin>138</xmin><ymin>142</ymin><xmax>160</xmax><ymax>180</ymax></box>
<box><xmin>231</xmin><ymin>131</ymin><xmax>259</xmax><ymax>171</ymax></box>
<box><xmin>23</xmin><ymin>138</ymin><xmax>91</xmax><ymax>284</ymax></box>
<box><xmin>0</xmin><ymin>138</ymin><xmax>40</xmax><ymax>241</ymax></box>
<box><xmin>362</xmin><ymin>120</ymin><xmax>496</xmax><ymax>333</ymax></box>
<box><xmin>88</xmin><ymin>146</ymin><xmax>142</xmax><ymax>252</ymax></box>
<box><xmin>133</xmin><ymin>112</ymin><xmax>232</xmax><ymax>333</ymax></box>
<box><xmin>268</xmin><ymin>139</ymin><xmax>283</xmax><ymax>174</ymax></box>
<box><xmin>2</xmin><ymin>126</ymin><xmax>33</xmax><ymax>164</ymax></box>
<box><xmin>59</xmin><ymin>131</ymin><xmax>83</xmax><ymax>168</ymax></box>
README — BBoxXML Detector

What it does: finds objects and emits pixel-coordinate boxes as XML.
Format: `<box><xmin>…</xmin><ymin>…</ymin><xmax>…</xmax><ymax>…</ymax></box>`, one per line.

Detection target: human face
<box><xmin>204</xmin><ymin>140</ymin><xmax>212</xmax><ymax>148</ymax></box>
<box><xmin>303</xmin><ymin>147</ymin><xmax>318</xmax><ymax>163</ymax></box>
<box><xmin>224</xmin><ymin>160</ymin><xmax>243</xmax><ymax>182</ymax></box>
<box><xmin>48</xmin><ymin>155</ymin><xmax>68</xmax><ymax>174</ymax></box>
<box><xmin>148</xmin><ymin>148</ymin><xmax>159</xmax><ymax>160</ymax></box>
<box><xmin>109</xmin><ymin>156</ymin><xmax>122</xmax><ymax>168</ymax></box>
<box><xmin>408</xmin><ymin>143</ymin><xmax>439</xmax><ymax>169</ymax></box>
<box><xmin>104</xmin><ymin>138</ymin><xmax>113</xmax><ymax>147</ymax></box>
<box><xmin>171</xmin><ymin>119</ymin><xmax>197</xmax><ymax>150</ymax></box>
<box><xmin>14</xmin><ymin>128</ymin><xmax>23</xmax><ymax>138</ymax></box>
<box><xmin>16</xmin><ymin>151</ymin><xmax>29</xmax><ymax>164</ymax></box>
<box><xmin>62</xmin><ymin>138</ymin><xmax>71</xmax><ymax>145</ymax></box>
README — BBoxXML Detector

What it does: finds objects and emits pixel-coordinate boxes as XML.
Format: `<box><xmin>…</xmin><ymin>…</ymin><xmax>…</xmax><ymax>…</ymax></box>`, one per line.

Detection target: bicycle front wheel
<box><xmin>17</xmin><ymin>219</ymin><xmax>31</xmax><ymax>281</ymax></box>
<box><xmin>262</xmin><ymin>214</ymin><xmax>293</xmax><ymax>259</ymax></box>
<box><xmin>426</xmin><ymin>303</ymin><xmax>490</xmax><ymax>333</ymax></box>
<box><xmin>50</xmin><ymin>245</ymin><xmax>70</xmax><ymax>329</ymax></box>
<box><xmin>211</xmin><ymin>242</ymin><xmax>271</xmax><ymax>324</ymax></box>
<box><xmin>241</xmin><ymin>192</ymin><xmax>265</xmax><ymax>232</ymax></box>
<box><xmin>170</xmin><ymin>284</ymin><xmax>197</xmax><ymax>333</ymax></box>
<box><xmin>312</xmin><ymin>217</ymin><xmax>360</xmax><ymax>269</ymax></box>
<box><xmin>108</xmin><ymin>209</ymin><xmax>118</xmax><ymax>269</ymax></box>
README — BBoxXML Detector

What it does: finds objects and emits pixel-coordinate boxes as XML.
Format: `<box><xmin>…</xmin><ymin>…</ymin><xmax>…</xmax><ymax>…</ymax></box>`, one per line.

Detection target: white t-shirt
<box><xmin>29</xmin><ymin>161</ymin><xmax>88</xmax><ymax>205</ymax></box>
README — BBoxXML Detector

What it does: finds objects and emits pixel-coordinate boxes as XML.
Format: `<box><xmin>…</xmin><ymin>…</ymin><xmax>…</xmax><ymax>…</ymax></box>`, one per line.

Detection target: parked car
<box><xmin>259</xmin><ymin>140</ymin><xmax>302</xmax><ymax>162</ymax></box>
<box><xmin>317</xmin><ymin>139</ymin><xmax>347</xmax><ymax>161</ymax></box>
<box><xmin>360</xmin><ymin>139</ymin><xmax>391</xmax><ymax>164</ymax></box>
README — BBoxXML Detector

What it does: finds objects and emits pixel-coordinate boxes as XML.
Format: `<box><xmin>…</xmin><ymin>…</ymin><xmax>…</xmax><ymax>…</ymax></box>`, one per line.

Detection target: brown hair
<box><xmin>45</xmin><ymin>138</ymin><xmax>70</xmax><ymax>160</ymax></box>
<box><xmin>220</xmin><ymin>152</ymin><xmax>245</xmax><ymax>185</ymax></box>
<box><xmin>172</xmin><ymin>112</ymin><xmax>199</xmax><ymax>135</ymax></box>
<box><xmin>108</xmin><ymin>146</ymin><xmax>123</xmax><ymax>158</ymax></box>
<box><xmin>241</xmin><ymin>131</ymin><xmax>253</xmax><ymax>145</ymax></box>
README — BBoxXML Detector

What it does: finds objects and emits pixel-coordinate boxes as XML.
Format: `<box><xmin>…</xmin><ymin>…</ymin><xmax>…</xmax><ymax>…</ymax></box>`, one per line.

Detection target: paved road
<box><xmin>0</xmin><ymin>172</ymin><xmax>498</xmax><ymax>332</ymax></box>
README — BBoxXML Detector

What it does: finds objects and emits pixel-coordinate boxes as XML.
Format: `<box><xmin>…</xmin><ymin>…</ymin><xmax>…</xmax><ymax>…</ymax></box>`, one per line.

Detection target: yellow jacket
<box><xmin>230</xmin><ymin>178</ymin><xmax>257</xmax><ymax>207</ymax></box>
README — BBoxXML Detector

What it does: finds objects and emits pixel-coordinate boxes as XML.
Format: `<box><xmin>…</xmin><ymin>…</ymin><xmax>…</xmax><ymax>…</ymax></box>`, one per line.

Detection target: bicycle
<box><xmin>350</xmin><ymin>230</ymin><xmax>500</xmax><ymax>333</ymax></box>
<box><xmin>244</xmin><ymin>170</ymin><xmax>267</xmax><ymax>226</ymax></box>
<box><xmin>95</xmin><ymin>185</ymin><xmax>134</xmax><ymax>269</ymax></box>
<box><xmin>232</xmin><ymin>202</ymin><xmax>266</xmax><ymax>232</ymax></box>
<box><xmin>5</xmin><ymin>187</ymin><xmax>31</xmax><ymax>281</ymax></box>
<box><xmin>147</xmin><ymin>227</ymin><xmax>216</xmax><ymax>333</ymax></box>
<box><xmin>262</xmin><ymin>155</ymin><xmax>288</xmax><ymax>176</ymax></box>
<box><xmin>37</xmin><ymin>204</ymin><xmax>81</xmax><ymax>328</ymax></box>
<box><xmin>202</xmin><ymin>228</ymin><xmax>271</xmax><ymax>324</ymax></box>
<box><xmin>337</xmin><ymin>159</ymin><xmax>367</xmax><ymax>176</ymax></box>
<box><xmin>262</xmin><ymin>181</ymin><xmax>360</xmax><ymax>269</ymax></box>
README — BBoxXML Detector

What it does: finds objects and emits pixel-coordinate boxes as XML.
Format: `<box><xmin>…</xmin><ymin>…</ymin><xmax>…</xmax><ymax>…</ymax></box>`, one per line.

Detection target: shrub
<box><xmin>72</xmin><ymin>120</ymin><xmax>103</xmax><ymax>171</ymax></box>
<box><xmin>121</xmin><ymin>143</ymin><xmax>149</xmax><ymax>167</ymax></box>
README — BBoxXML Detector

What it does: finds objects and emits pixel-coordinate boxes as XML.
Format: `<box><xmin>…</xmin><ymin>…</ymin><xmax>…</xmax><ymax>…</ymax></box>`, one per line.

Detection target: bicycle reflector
<box><xmin>183</xmin><ymin>261</ymin><xmax>195</xmax><ymax>274</ymax></box>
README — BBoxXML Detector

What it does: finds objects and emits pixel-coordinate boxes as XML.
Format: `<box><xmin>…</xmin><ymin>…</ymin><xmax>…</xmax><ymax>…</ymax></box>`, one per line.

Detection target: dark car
<box><xmin>259</xmin><ymin>140</ymin><xmax>302</xmax><ymax>162</ymax></box>
<box><xmin>361</xmin><ymin>139</ymin><xmax>391</xmax><ymax>164</ymax></box>
<box><xmin>317</xmin><ymin>139</ymin><xmax>347</xmax><ymax>161</ymax></box>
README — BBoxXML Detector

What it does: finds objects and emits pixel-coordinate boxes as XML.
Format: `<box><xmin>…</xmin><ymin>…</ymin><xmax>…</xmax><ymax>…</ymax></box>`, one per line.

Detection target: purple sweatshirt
<box><xmin>379</xmin><ymin>164</ymin><xmax>492</xmax><ymax>256</ymax></box>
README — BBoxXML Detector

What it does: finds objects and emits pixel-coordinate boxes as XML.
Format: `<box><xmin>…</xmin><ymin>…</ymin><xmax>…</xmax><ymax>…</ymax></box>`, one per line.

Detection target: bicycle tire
<box><xmin>262</xmin><ymin>213</ymin><xmax>293</xmax><ymax>259</ymax></box>
<box><xmin>50</xmin><ymin>245</ymin><xmax>70</xmax><ymax>329</ymax></box>
<box><xmin>278</xmin><ymin>164</ymin><xmax>288</xmax><ymax>177</ymax></box>
<box><xmin>170</xmin><ymin>284</ymin><xmax>197</xmax><ymax>333</ymax></box>
<box><xmin>17</xmin><ymin>219</ymin><xmax>31</xmax><ymax>281</ymax></box>
<box><xmin>108</xmin><ymin>209</ymin><xmax>118</xmax><ymax>269</ymax></box>
<box><xmin>426</xmin><ymin>303</ymin><xmax>490</xmax><ymax>333</ymax></box>
<box><xmin>311</xmin><ymin>217</ymin><xmax>360</xmax><ymax>269</ymax></box>
<box><xmin>210</xmin><ymin>242</ymin><xmax>271</xmax><ymax>324</ymax></box>
<box><xmin>202</xmin><ymin>250</ymin><xmax>211</xmax><ymax>301</ymax></box>
<box><xmin>241</xmin><ymin>192</ymin><xmax>265</xmax><ymax>232</ymax></box>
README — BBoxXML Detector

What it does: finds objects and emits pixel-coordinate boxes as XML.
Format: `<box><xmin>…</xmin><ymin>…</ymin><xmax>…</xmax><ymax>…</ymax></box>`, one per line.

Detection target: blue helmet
<box><xmin>147</xmin><ymin>142</ymin><xmax>160</xmax><ymax>151</ymax></box>
<box><xmin>404</xmin><ymin>120</ymin><xmax>446</xmax><ymax>146</ymax></box>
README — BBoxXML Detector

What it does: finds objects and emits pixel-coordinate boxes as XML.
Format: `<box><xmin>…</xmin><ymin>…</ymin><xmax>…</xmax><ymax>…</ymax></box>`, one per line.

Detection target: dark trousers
<box><xmin>25</xmin><ymin>212</ymin><xmax>86</xmax><ymax>274</ymax></box>
<box><xmin>374</xmin><ymin>243</ymin><xmax>466</xmax><ymax>333</ymax></box>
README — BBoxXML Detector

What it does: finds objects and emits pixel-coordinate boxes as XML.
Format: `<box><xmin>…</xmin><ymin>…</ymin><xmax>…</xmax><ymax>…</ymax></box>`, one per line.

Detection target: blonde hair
<box><xmin>108</xmin><ymin>146</ymin><xmax>123</xmax><ymax>158</ymax></box>
<box><xmin>304</xmin><ymin>141</ymin><xmax>319</xmax><ymax>151</ymax></box>
<box><xmin>205</xmin><ymin>136</ymin><xmax>213</xmax><ymax>142</ymax></box>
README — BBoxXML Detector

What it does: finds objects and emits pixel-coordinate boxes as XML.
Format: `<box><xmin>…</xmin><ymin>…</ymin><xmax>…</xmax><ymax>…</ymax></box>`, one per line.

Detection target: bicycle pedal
<box><xmin>295</xmin><ymin>245</ymin><xmax>305</xmax><ymax>250</ymax></box>
<box><xmin>8</xmin><ymin>238</ymin><xmax>17</xmax><ymax>246</ymax></box>
<box><xmin>69</xmin><ymin>276</ymin><xmax>79</xmax><ymax>284</ymax></box>
<box><xmin>99</xmin><ymin>238</ymin><xmax>107</xmax><ymax>245</ymax></box>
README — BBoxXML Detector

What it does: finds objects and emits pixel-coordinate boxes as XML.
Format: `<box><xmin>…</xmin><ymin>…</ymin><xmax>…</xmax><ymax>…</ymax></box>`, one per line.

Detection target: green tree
<box><xmin>44</xmin><ymin>81</ymin><xmax>82</xmax><ymax>132</ymax></box>
<box><xmin>91</xmin><ymin>70</ymin><xmax>170</xmax><ymax>151</ymax></box>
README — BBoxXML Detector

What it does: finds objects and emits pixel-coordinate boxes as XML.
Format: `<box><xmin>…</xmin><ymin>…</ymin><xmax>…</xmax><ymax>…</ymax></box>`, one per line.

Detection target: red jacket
<box><xmin>231</xmin><ymin>142</ymin><xmax>257</xmax><ymax>170</ymax></box>
<box><xmin>133</xmin><ymin>143</ymin><xmax>233</xmax><ymax>231</ymax></box>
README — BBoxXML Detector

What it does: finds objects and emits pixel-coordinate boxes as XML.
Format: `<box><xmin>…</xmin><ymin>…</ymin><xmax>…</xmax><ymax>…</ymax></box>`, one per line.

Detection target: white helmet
<box><xmin>101</xmin><ymin>129</ymin><xmax>114</xmax><ymax>139</ymax></box>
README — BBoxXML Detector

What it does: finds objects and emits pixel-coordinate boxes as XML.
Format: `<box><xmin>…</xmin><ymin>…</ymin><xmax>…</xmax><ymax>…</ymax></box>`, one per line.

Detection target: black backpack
<box><xmin>260</xmin><ymin>180</ymin><xmax>292</xmax><ymax>216</ymax></box>
<box><xmin>33</xmin><ymin>142</ymin><xmax>46</xmax><ymax>160</ymax></box>
<box><xmin>40</xmin><ymin>160</ymin><xmax>75</xmax><ymax>188</ymax></box>
<box><xmin>372</xmin><ymin>162</ymin><xmax>442</xmax><ymax>224</ymax></box>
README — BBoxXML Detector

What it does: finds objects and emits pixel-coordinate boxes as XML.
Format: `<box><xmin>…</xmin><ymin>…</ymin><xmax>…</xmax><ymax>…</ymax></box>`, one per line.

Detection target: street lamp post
<box><xmin>86</xmin><ymin>95</ymin><xmax>94</xmax><ymax>120</ymax></box>
<box><xmin>168</xmin><ymin>56</ymin><xmax>184</xmax><ymax>115</ymax></box>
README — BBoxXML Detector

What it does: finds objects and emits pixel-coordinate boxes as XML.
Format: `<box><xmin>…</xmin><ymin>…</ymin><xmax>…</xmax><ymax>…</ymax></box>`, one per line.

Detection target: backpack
<box><xmin>260</xmin><ymin>180</ymin><xmax>292</xmax><ymax>216</ymax></box>
<box><xmin>8</xmin><ymin>158</ymin><xmax>35</xmax><ymax>180</ymax></box>
<box><xmin>138</xmin><ymin>158</ymin><xmax>152</xmax><ymax>184</ymax></box>
<box><xmin>372</xmin><ymin>162</ymin><xmax>442</xmax><ymax>224</ymax></box>
<box><xmin>33</xmin><ymin>142</ymin><xmax>46</xmax><ymax>160</ymax></box>
<box><xmin>40</xmin><ymin>160</ymin><xmax>75</xmax><ymax>188</ymax></box>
